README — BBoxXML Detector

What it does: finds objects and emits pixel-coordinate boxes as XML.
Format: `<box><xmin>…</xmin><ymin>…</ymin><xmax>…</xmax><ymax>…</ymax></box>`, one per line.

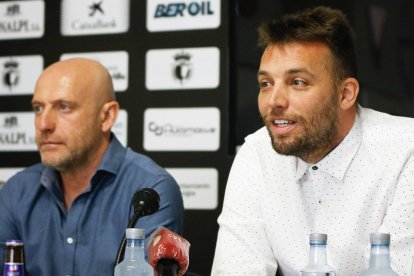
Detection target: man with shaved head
<box><xmin>0</xmin><ymin>58</ymin><xmax>184</xmax><ymax>275</ymax></box>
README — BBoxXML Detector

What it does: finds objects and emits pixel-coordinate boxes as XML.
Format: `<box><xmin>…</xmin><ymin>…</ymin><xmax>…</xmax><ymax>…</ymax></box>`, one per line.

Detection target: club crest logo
<box><xmin>173</xmin><ymin>52</ymin><xmax>192</xmax><ymax>84</ymax></box>
<box><xmin>2</xmin><ymin>60</ymin><xmax>20</xmax><ymax>92</ymax></box>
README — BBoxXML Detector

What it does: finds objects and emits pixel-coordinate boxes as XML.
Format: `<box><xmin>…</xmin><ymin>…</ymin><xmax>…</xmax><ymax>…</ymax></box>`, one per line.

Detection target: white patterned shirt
<box><xmin>212</xmin><ymin>106</ymin><xmax>414</xmax><ymax>275</ymax></box>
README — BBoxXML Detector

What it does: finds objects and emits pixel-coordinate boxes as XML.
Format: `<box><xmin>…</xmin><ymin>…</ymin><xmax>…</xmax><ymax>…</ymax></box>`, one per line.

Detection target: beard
<box><xmin>262</xmin><ymin>92</ymin><xmax>339</xmax><ymax>160</ymax></box>
<box><xmin>40</xmin><ymin>144</ymin><xmax>95</xmax><ymax>172</ymax></box>
<box><xmin>37</xmin><ymin>126</ymin><xmax>102</xmax><ymax>173</ymax></box>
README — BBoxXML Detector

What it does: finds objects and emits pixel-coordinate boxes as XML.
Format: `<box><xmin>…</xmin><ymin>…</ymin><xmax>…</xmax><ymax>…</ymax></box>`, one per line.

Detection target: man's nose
<box><xmin>268</xmin><ymin>84</ymin><xmax>288</xmax><ymax>110</ymax></box>
<box><xmin>36</xmin><ymin>108</ymin><xmax>55</xmax><ymax>133</ymax></box>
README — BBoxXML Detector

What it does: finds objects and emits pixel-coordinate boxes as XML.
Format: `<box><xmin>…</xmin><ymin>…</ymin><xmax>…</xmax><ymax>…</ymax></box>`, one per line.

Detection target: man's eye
<box><xmin>59</xmin><ymin>103</ymin><xmax>69</xmax><ymax>110</ymax></box>
<box><xmin>32</xmin><ymin>105</ymin><xmax>42</xmax><ymax>113</ymax></box>
<box><xmin>259</xmin><ymin>81</ymin><xmax>271</xmax><ymax>88</ymax></box>
<box><xmin>293</xmin><ymin>79</ymin><xmax>305</xmax><ymax>86</ymax></box>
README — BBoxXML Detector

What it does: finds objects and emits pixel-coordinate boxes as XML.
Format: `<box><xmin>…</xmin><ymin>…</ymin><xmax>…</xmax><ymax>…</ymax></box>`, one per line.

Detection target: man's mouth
<box><xmin>39</xmin><ymin>141</ymin><xmax>62</xmax><ymax>148</ymax></box>
<box><xmin>273</xmin><ymin>120</ymin><xmax>294</xmax><ymax>127</ymax></box>
<box><xmin>267</xmin><ymin>118</ymin><xmax>297</xmax><ymax>136</ymax></box>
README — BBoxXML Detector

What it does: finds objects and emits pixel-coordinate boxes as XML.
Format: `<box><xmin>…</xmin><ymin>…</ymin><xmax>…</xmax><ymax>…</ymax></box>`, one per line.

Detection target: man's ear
<box><xmin>339</xmin><ymin>77</ymin><xmax>359</xmax><ymax>110</ymax></box>
<box><xmin>100</xmin><ymin>101</ymin><xmax>120</xmax><ymax>132</ymax></box>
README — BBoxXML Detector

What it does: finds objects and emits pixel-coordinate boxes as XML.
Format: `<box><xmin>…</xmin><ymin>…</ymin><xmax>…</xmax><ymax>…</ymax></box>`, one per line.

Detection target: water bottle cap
<box><xmin>126</xmin><ymin>228</ymin><xmax>145</xmax><ymax>239</ymax></box>
<box><xmin>370</xmin><ymin>232</ymin><xmax>390</xmax><ymax>245</ymax></box>
<box><xmin>5</xmin><ymin>240</ymin><xmax>23</xmax><ymax>246</ymax></box>
<box><xmin>309</xmin><ymin>233</ymin><xmax>327</xmax><ymax>245</ymax></box>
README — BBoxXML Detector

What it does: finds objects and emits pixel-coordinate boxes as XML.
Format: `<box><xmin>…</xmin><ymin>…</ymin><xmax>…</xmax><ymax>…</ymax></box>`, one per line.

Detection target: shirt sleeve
<box><xmin>377</xmin><ymin>154</ymin><xmax>414</xmax><ymax>275</ymax></box>
<box><xmin>211</xmin><ymin>143</ymin><xmax>278</xmax><ymax>275</ymax></box>
<box><xmin>0</xmin><ymin>178</ymin><xmax>21</xmax><ymax>273</ymax></box>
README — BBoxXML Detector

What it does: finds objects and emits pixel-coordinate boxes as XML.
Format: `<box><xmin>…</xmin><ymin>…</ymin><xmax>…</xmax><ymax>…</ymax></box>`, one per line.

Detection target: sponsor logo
<box><xmin>143</xmin><ymin>107</ymin><xmax>220</xmax><ymax>151</ymax></box>
<box><xmin>61</xmin><ymin>0</ymin><xmax>130</xmax><ymax>36</ymax></box>
<box><xmin>3</xmin><ymin>115</ymin><xmax>18</xmax><ymax>128</ymax></box>
<box><xmin>89</xmin><ymin>1</ymin><xmax>104</xmax><ymax>16</ymax></box>
<box><xmin>146</xmin><ymin>47</ymin><xmax>219</xmax><ymax>90</ymax></box>
<box><xmin>147</xmin><ymin>0</ymin><xmax>220</xmax><ymax>32</ymax></box>
<box><xmin>0</xmin><ymin>112</ymin><xmax>36</xmax><ymax>151</ymax></box>
<box><xmin>0</xmin><ymin>55</ymin><xmax>44</xmax><ymax>95</ymax></box>
<box><xmin>0</xmin><ymin>1</ymin><xmax>45</xmax><ymax>40</ymax></box>
<box><xmin>148</xmin><ymin>122</ymin><xmax>215</xmax><ymax>137</ymax></box>
<box><xmin>2</xmin><ymin>60</ymin><xmax>19</xmax><ymax>92</ymax></box>
<box><xmin>60</xmin><ymin>51</ymin><xmax>129</xmax><ymax>91</ymax></box>
<box><xmin>166</xmin><ymin>168</ymin><xmax>218</xmax><ymax>209</ymax></box>
<box><xmin>6</xmin><ymin>4</ymin><xmax>21</xmax><ymax>16</ymax></box>
<box><xmin>173</xmin><ymin>51</ymin><xmax>192</xmax><ymax>84</ymax></box>
<box><xmin>154</xmin><ymin>1</ymin><xmax>213</xmax><ymax>17</ymax></box>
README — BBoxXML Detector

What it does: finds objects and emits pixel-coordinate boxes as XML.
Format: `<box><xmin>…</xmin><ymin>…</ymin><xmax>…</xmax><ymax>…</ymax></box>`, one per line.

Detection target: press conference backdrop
<box><xmin>0</xmin><ymin>0</ymin><xmax>233</xmax><ymax>274</ymax></box>
<box><xmin>2</xmin><ymin>0</ymin><xmax>414</xmax><ymax>274</ymax></box>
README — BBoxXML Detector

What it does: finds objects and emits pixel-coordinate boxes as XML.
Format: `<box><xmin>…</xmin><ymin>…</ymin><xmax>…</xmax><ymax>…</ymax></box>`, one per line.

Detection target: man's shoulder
<box><xmin>122</xmin><ymin>148</ymin><xmax>172</xmax><ymax>178</ymax></box>
<box><xmin>7</xmin><ymin>163</ymin><xmax>44</xmax><ymax>182</ymax></box>
<box><xmin>360</xmin><ymin>106</ymin><xmax>414</xmax><ymax>136</ymax></box>
<box><xmin>2</xmin><ymin>163</ymin><xmax>44</xmax><ymax>193</ymax></box>
<box><xmin>359</xmin><ymin>107</ymin><xmax>414</xmax><ymax>158</ymax></box>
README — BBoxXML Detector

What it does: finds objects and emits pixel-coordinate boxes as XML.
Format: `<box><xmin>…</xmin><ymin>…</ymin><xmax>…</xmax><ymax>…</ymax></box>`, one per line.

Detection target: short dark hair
<box><xmin>258</xmin><ymin>6</ymin><xmax>357</xmax><ymax>82</ymax></box>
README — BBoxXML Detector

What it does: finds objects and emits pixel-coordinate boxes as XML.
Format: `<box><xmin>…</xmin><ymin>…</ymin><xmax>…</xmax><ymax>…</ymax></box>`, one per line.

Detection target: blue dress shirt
<box><xmin>0</xmin><ymin>135</ymin><xmax>184</xmax><ymax>275</ymax></box>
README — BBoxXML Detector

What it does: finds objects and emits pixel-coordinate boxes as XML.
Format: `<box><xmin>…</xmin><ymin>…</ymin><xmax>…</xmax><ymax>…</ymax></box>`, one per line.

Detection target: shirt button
<box><xmin>312</xmin><ymin>166</ymin><xmax>318</xmax><ymax>170</ymax></box>
<box><xmin>66</xmin><ymin>237</ymin><xmax>74</xmax><ymax>244</ymax></box>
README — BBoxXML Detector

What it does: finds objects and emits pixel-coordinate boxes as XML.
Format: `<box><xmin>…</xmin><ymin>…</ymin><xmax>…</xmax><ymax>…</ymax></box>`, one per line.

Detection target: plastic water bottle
<box><xmin>360</xmin><ymin>233</ymin><xmax>399</xmax><ymax>276</ymax></box>
<box><xmin>114</xmin><ymin>228</ymin><xmax>154</xmax><ymax>276</ymax></box>
<box><xmin>300</xmin><ymin>233</ymin><xmax>336</xmax><ymax>276</ymax></box>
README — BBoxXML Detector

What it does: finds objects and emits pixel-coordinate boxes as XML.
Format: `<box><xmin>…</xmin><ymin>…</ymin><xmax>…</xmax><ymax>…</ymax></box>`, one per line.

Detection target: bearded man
<box><xmin>212</xmin><ymin>6</ymin><xmax>414</xmax><ymax>276</ymax></box>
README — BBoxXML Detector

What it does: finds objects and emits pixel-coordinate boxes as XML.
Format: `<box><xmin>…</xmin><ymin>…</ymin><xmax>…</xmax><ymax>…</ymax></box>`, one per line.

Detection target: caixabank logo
<box><xmin>0</xmin><ymin>55</ymin><xmax>43</xmax><ymax>95</ymax></box>
<box><xmin>0</xmin><ymin>112</ymin><xmax>36</xmax><ymax>151</ymax></box>
<box><xmin>143</xmin><ymin>107</ymin><xmax>220</xmax><ymax>151</ymax></box>
<box><xmin>61</xmin><ymin>0</ymin><xmax>130</xmax><ymax>36</ymax></box>
<box><xmin>0</xmin><ymin>0</ymin><xmax>45</xmax><ymax>40</ymax></box>
<box><xmin>147</xmin><ymin>0</ymin><xmax>220</xmax><ymax>32</ymax></box>
<box><xmin>146</xmin><ymin>47</ymin><xmax>219</xmax><ymax>90</ymax></box>
<box><xmin>60</xmin><ymin>51</ymin><xmax>129</xmax><ymax>91</ymax></box>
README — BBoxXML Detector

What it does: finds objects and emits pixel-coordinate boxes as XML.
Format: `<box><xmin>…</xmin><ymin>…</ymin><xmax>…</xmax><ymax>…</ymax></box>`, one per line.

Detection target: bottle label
<box><xmin>3</xmin><ymin>263</ymin><xmax>24</xmax><ymax>276</ymax></box>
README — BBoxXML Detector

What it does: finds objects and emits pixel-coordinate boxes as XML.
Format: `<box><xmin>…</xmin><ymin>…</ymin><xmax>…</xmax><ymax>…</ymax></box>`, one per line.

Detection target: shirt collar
<box><xmin>295</xmin><ymin>111</ymin><xmax>362</xmax><ymax>181</ymax></box>
<box><xmin>95</xmin><ymin>134</ymin><xmax>126</xmax><ymax>175</ymax></box>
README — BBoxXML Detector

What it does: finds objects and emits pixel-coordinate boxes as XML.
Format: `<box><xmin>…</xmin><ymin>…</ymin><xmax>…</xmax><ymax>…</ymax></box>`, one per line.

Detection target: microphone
<box><xmin>132</xmin><ymin>187</ymin><xmax>160</xmax><ymax>217</ymax></box>
<box><xmin>148</xmin><ymin>227</ymin><xmax>190</xmax><ymax>276</ymax></box>
<box><xmin>115</xmin><ymin>188</ymin><xmax>160</xmax><ymax>265</ymax></box>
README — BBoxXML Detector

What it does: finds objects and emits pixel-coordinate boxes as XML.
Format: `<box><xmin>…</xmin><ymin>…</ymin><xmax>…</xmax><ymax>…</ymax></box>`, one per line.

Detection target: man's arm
<box><xmin>211</xmin><ymin>143</ymin><xmax>278</xmax><ymax>275</ymax></box>
<box><xmin>377</xmin><ymin>155</ymin><xmax>414</xmax><ymax>274</ymax></box>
